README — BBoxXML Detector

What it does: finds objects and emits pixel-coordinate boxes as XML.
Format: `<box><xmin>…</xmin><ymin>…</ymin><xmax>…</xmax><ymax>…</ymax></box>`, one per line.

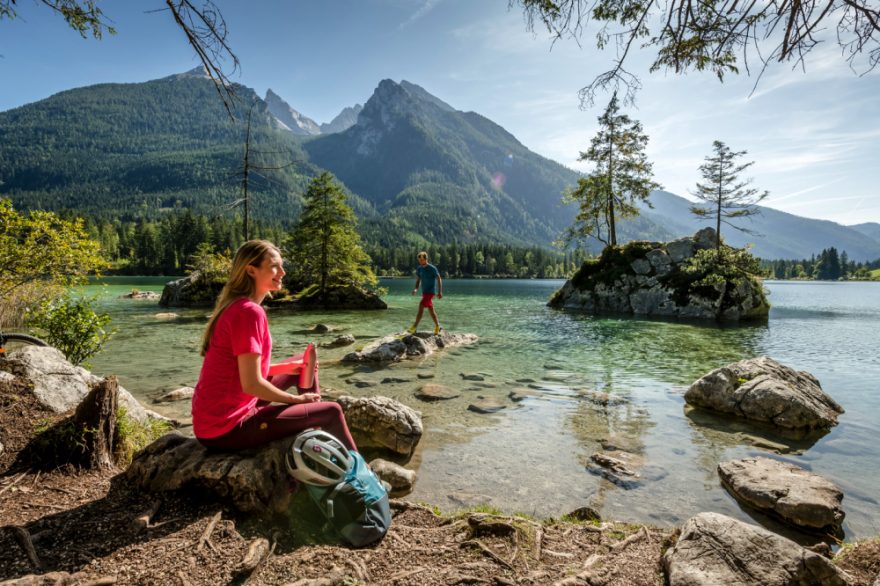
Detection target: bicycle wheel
<box><xmin>0</xmin><ymin>332</ymin><xmax>48</xmax><ymax>356</ymax></box>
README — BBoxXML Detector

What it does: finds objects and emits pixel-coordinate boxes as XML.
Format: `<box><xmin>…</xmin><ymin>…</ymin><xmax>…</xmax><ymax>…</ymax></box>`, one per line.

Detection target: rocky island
<box><xmin>548</xmin><ymin>228</ymin><xmax>770</xmax><ymax>321</ymax></box>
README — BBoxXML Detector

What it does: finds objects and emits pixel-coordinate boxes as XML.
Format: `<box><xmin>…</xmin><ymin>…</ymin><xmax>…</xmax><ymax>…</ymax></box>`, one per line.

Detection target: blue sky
<box><xmin>3</xmin><ymin>0</ymin><xmax>879</xmax><ymax>225</ymax></box>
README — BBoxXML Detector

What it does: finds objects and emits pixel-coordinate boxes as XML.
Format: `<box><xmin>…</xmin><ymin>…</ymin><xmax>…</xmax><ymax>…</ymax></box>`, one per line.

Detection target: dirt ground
<box><xmin>2</xmin><ymin>379</ymin><xmax>879</xmax><ymax>586</ymax></box>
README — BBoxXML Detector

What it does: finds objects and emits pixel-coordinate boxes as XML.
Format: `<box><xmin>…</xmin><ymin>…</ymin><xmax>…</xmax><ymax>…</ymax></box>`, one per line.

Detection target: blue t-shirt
<box><xmin>416</xmin><ymin>263</ymin><xmax>440</xmax><ymax>294</ymax></box>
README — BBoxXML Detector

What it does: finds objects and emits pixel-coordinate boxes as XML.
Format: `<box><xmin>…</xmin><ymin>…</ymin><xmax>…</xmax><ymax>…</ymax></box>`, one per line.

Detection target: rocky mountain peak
<box><xmin>264</xmin><ymin>89</ymin><xmax>321</xmax><ymax>136</ymax></box>
<box><xmin>320</xmin><ymin>104</ymin><xmax>363</xmax><ymax>134</ymax></box>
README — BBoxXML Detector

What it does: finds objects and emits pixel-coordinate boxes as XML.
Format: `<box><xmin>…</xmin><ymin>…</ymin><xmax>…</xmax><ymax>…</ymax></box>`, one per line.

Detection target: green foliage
<box><xmin>186</xmin><ymin>242</ymin><xmax>232</xmax><ymax>286</ymax></box>
<box><xmin>27</xmin><ymin>294</ymin><xmax>114</xmax><ymax>367</ymax></box>
<box><xmin>0</xmin><ymin>198</ymin><xmax>107</xmax><ymax>328</ymax></box>
<box><xmin>561</xmin><ymin>95</ymin><xmax>660</xmax><ymax>248</ymax></box>
<box><xmin>0</xmin><ymin>76</ymin><xmax>321</xmax><ymax>224</ymax></box>
<box><xmin>284</xmin><ymin>173</ymin><xmax>378</xmax><ymax>301</ymax></box>
<box><xmin>368</xmin><ymin>242</ymin><xmax>587</xmax><ymax>279</ymax></box>
<box><xmin>114</xmin><ymin>407</ymin><xmax>173</xmax><ymax>466</ymax></box>
<box><xmin>667</xmin><ymin>245</ymin><xmax>765</xmax><ymax>306</ymax></box>
<box><xmin>0</xmin><ymin>0</ymin><xmax>115</xmax><ymax>39</ymax></box>
<box><xmin>568</xmin><ymin>240</ymin><xmax>655</xmax><ymax>290</ymax></box>
<box><xmin>0</xmin><ymin>198</ymin><xmax>108</xmax><ymax>298</ymax></box>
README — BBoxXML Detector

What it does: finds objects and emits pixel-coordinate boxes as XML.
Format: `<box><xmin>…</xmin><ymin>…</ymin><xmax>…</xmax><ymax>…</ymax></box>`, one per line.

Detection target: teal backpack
<box><xmin>303</xmin><ymin>450</ymin><xmax>392</xmax><ymax>547</ymax></box>
<box><xmin>286</xmin><ymin>429</ymin><xmax>391</xmax><ymax>547</ymax></box>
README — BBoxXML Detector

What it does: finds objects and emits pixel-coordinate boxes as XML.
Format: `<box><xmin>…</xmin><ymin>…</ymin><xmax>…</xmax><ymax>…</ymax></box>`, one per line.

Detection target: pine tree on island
<box><xmin>690</xmin><ymin>140</ymin><xmax>768</xmax><ymax>257</ymax></box>
<box><xmin>561</xmin><ymin>93</ymin><xmax>660</xmax><ymax>249</ymax></box>
<box><xmin>284</xmin><ymin>172</ymin><xmax>378</xmax><ymax>307</ymax></box>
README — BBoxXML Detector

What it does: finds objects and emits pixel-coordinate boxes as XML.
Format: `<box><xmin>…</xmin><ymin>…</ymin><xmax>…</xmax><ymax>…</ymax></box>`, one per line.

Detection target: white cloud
<box><xmin>399</xmin><ymin>0</ymin><xmax>443</xmax><ymax>29</ymax></box>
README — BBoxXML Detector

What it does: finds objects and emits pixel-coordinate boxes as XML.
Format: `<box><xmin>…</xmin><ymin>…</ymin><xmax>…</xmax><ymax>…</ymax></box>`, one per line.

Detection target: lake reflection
<box><xmin>85</xmin><ymin>278</ymin><xmax>880</xmax><ymax>540</ymax></box>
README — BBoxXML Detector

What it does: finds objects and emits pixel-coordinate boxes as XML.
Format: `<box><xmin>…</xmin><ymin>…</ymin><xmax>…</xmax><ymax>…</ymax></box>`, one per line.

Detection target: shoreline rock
<box><xmin>336</xmin><ymin>395</ymin><xmax>423</xmax><ymax>458</ymax></box>
<box><xmin>0</xmin><ymin>346</ymin><xmax>168</xmax><ymax>425</ymax></box>
<box><xmin>663</xmin><ymin>512</ymin><xmax>852</xmax><ymax>585</ymax></box>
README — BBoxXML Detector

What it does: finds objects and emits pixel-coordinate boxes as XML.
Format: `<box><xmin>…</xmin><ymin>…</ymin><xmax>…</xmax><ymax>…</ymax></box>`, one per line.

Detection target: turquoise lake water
<box><xmin>84</xmin><ymin>278</ymin><xmax>880</xmax><ymax>540</ymax></box>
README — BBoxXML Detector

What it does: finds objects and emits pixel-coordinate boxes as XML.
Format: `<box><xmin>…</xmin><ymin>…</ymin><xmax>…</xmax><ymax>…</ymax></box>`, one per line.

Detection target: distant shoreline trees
<box><xmin>762</xmin><ymin>248</ymin><xmax>880</xmax><ymax>281</ymax></box>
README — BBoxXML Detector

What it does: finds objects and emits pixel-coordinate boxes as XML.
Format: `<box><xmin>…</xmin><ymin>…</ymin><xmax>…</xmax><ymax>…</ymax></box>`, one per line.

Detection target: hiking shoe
<box><xmin>407</xmin><ymin>324</ymin><xmax>417</xmax><ymax>334</ymax></box>
<box><xmin>434</xmin><ymin>325</ymin><xmax>442</xmax><ymax>335</ymax></box>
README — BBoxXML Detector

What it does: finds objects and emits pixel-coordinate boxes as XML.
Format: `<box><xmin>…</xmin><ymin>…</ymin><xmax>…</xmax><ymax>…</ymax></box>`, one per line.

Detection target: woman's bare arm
<box><xmin>238</xmin><ymin>353</ymin><xmax>319</xmax><ymax>404</ymax></box>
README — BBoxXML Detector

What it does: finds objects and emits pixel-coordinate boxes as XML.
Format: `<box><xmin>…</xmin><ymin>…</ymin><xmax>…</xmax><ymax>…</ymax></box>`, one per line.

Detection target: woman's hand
<box><xmin>293</xmin><ymin>393</ymin><xmax>321</xmax><ymax>404</ymax></box>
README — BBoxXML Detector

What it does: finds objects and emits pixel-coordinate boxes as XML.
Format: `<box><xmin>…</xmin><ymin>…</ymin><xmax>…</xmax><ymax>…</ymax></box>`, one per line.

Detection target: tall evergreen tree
<box><xmin>284</xmin><ymin>173</ymin><xmax>376</xmax><ymax>302</ymax></box>
<box><xmin>562</xmin><ymin>94</ymin><xmax>659</xmax><ymax>248</ymax></box>
<box><xmin>691</xmin><ymin>140</ymin><xmax>768</xmax><ymax>253</ymax></box>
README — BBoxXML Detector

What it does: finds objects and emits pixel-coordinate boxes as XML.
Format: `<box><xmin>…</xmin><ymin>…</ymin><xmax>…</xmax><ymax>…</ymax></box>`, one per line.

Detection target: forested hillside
<box><xmin>0</xmin><ymin>72</ymin><xmax>360</xmax><ymax>223</ymax></box>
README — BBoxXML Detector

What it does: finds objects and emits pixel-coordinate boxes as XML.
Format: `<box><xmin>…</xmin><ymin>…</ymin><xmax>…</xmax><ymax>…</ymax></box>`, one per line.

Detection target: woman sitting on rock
<box><xmin>192</xmin><ymin>239</ymin><xmax>357</xmax><ymax>451</ymax></box>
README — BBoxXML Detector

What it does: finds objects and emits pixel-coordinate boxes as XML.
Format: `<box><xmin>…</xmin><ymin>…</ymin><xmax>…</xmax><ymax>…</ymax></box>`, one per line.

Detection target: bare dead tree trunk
<box><xmin>73</xmin><ymin>376</ymin><xmax>119</xmax><ymax>469</ymax></box>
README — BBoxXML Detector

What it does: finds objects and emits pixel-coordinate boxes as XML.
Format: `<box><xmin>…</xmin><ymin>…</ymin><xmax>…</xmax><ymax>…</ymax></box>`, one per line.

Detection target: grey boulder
<box><xmin>718</xmin><ymin>457</ymin><xmax>844</xmax><ymax>533</ymax></box>
<box><xmin>126</xmin><ymin>433</ymin><xmax>292</xmax><ymax>514</ymax></box>
<box><xmin>663</xmin><ymin>512</ymin><xmax>852</xmax><ymax>586</ymax></box>
<box><xmin>336</xmin><ymin>395</ymin><xmax>423</xmax><ymax>457</ymax></box>
<box><xmin>0</xmin><ymin>346</ymin><xmax>166</xmax><ymax>424</ymax></box>
<box><xmin>685</xmin><ymin>356</ymin><xmax>843</xmax><ymax>430</ymax></box>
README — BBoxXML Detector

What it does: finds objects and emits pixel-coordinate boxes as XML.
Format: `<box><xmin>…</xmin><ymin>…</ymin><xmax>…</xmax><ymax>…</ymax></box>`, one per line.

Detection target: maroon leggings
<box><xmin>197</xmin><ymin>358</ymin><xmax>357</xmax><ymax>451</ymax></box>
<box><xmin>198</xmin><ymin>400</ymin><xmax>357</xmax><ymax>451</ymax></box>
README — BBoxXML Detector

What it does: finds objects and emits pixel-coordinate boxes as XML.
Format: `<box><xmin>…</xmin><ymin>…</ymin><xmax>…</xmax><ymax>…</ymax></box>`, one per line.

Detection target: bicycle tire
<box><xmin>0</xmin><ymin>332</ymin><xmax>48</xmax><ymax>354</ymax></box>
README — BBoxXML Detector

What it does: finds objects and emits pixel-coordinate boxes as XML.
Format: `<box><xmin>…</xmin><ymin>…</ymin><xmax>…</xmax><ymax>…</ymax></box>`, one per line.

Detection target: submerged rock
<box><xmin>341</xmin><ymin>331</ymin><xmax>478</xmax><ymax>363</ymax></box>
<box><xmin>548</xmin><ymin>228</ymin><xmax>769</xmax><ymax>322</ymax></box>
<box><xmin>321</xmin><ymin>334</ymin><xmax>355</xmax><ymax>348</ymax></box>
<box><xmin>155</xmin><ymin>386</ymin><xmax>195</xmax><ymax>403</ymax></box>
<box><xmin>587</xmin><ymin>451</ymin><xmax>643</xmax><ymax>489</ymax></box>
<box><xmin>122</xmin><ymin>290</ymin><xmax>161</xmax><ymax>300</ymax></box>
<box><xmin>663</xmin><ymin>512</ymin><xmax>852</xmax><ymax>586</ymax></box>
<box><xmin>685</xmin><ymin>356</ymin><xmax>844</xmax><ymax>430</ymax></box>
<box><xmin>718</xmin><ymin>457</ymin><xmax>845</xmax><ymax>533</ymax></box>
<box><xmin>415</xmin><ymin>384</ymin><xmax>460</xmax><ymax>401</ymax></box>
<box><xmin>467</xmin><ymin>397</ymin><xmax>506</xmax><ymax>414</ymax></box>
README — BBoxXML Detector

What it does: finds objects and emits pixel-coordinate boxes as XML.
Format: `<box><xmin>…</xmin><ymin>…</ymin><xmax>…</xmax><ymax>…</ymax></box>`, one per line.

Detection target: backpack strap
<box><xmin>325</xmin><ymin>482</ymin><xmax>346</xmax><ymax>520</ymax></box>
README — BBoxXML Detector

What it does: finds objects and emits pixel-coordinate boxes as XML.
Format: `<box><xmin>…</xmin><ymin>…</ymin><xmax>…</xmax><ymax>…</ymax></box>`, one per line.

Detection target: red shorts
<box><xmin>420</xmin><ymin>293</ymin><xmax>435</xmax><ymax>308</ymax></box>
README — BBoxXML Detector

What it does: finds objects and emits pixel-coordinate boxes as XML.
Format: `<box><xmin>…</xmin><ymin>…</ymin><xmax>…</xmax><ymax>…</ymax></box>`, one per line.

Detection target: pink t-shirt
<box><xmin>192</xmin><ymin>298</ymin><xmax>272</xmax><ymax>439</ymax></box>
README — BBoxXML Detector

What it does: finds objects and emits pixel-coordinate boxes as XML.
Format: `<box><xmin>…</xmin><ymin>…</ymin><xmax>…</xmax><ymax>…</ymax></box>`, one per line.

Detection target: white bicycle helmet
<box><xmin>286</xmin><ymin>429</ymin><xmax>353</xmax><ymax>486</ymax></box>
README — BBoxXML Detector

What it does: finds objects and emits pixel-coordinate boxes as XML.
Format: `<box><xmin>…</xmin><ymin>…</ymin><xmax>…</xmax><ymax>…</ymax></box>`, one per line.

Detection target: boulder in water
<box><xmin>336</xmin><ymin>395</ymin><xmax>423</xmax><ymax>458</ymax></box>
<box><xmin>718</xmin><ymin>457</ymin><xmax>845</xmax><ymax>534</ymax></box>
<box><xmin>685</xmin><ymin>356</ymin><xmax>843</xmax><ymax>430</ymax></box>
<box><xmin>341</xmin><ymin>331</ymin><xmax>478</xmax><ymax>363</ymax></box>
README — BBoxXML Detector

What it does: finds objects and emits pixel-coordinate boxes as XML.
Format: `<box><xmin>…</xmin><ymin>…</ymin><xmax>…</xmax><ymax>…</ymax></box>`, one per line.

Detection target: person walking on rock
<box><xmin>408</xmin><ymin>251</ymin><xmax>443</xmax><ymax>335</ymax></box>
<box><xmin>192</xmin><ymin>239</ymin><xmax>357</xmax><ymax>451</ymax></box>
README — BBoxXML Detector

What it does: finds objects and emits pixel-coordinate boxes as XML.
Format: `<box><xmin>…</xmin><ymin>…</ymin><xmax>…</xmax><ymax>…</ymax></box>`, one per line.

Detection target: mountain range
<box><xmin>1</xmin><ymin>70</ymin><xmax>878</xmax><ymax>260</ymax></box>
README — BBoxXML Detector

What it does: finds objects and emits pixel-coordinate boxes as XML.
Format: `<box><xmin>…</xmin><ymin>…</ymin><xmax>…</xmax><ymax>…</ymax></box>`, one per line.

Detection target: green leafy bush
<box><xmin>28</xmin><ymin>294</ymin><xmax>114</xmax><ymax>366</ymax></box>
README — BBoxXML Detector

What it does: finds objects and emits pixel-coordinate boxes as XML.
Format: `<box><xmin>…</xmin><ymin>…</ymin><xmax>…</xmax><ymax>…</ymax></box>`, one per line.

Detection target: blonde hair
<box><xmin>417</xmin><ymin>251</ymin><xmax>428</xmax><ymax>259</ymax></box>
<box><xmin>200</xmin><ymin>239</ymin><xmax>280</xmax><ymax>356</ymax></box>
